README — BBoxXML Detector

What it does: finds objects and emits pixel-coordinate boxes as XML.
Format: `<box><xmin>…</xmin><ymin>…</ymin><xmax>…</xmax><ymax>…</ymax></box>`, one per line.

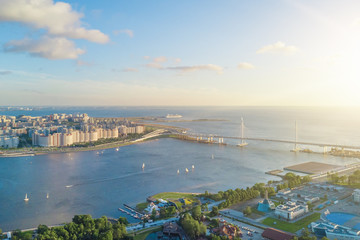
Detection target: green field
<box><xmin>262</xmin><ymin>213</ymin><xmax>321</xmax><ymax>233</ymax></box>
<box><xmin>132</xmin><ymin>226</ymin><xmax>162</xmax><ymax>240</ymax></box>
<box><xmin>152</xmin><ymin>192</ymin><xmax>197</xmax><ymax>200</ymax></box>
<box><xmin>136</xmin><ymin>202</ymin><xmax>149</xmax><ymax>212</ymax></box>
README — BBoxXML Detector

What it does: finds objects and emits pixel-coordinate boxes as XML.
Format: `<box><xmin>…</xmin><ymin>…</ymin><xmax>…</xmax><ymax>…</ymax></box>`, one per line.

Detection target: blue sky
<box><xmin>0</xmin><ymin>0</ymin><xmax>359</xmax><ymax>106</ymax></box>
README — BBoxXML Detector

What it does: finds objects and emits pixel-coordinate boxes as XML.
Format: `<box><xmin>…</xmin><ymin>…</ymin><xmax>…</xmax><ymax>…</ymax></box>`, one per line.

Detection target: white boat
<box><xmin>24</xmin><ymin>194</ymin><xmax>29</xmax><ymax>201</ymax></box>
<box><xmin>65</xmin><ymin>185</ymin><xmax>73</xmax><ymax>188</ymax></box>
<box><xmin>166</xmin><ymin>114</ymin><xmax>182</xmax><ymax>119</ymax></box>
<box><xmin>211</xmin><ymin>154</ymin><xmax>214</xmax><ymax>159</ymax></box>
<box><xmin>185</xmin><ymin>168</ymin><xmax>189</xmax><ymax>173</ymax></box>
<box><xmin>116</xmin><ymin>148</ymin><xmax>119</xmax><ymax>151</ymax></box>
<box><xmin>46</xmin><ymin>193</ymin><xmax>49</xmax><ymax>199</ymax></box>
<box><xmin>192</xmin><ymin>165</ymin><xmax>195</xmax><ymax>170</ymax></box>
<box><xmin>142</xmin><ymin>163</ymin><xmax>145</xmax><ymax>169</ymax></box>
<box><xmin>177</xmin><ymin>169</ymin><xmax>180</xmax><ymax>174</ymax></box>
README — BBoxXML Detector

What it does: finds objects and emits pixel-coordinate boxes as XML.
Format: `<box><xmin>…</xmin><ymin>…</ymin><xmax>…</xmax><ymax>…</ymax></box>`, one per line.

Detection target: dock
<box><xmin>119</xmin><ymin>204</ymin><xmax>146</xmax><ymax>220</ymax></box>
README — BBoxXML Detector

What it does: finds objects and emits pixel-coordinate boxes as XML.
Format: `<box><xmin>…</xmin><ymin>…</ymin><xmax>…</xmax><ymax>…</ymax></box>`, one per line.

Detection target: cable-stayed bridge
<box><xmin>175</xmin><ymin>119</ymin><xmax>360</xmax><ymax>151</ymax></box>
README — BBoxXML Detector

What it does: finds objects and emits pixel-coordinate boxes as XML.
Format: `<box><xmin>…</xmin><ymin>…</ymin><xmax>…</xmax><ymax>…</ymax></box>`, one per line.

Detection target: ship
<box><xmin>46</xmin><ymin>193</ymin><xmax>49</xmax><ymax>199</ymax></box>
<box><xmin>185</xmin><ymin>168</ymin><xmax>189</xmax><ymax>173</ymax></box>
<box><xmin>24</xmin><ymin>193</ymin><xmax>29</xmax><ymax>201</ymax></box>
<box><xmin>177</xmin><ymin>169</ymin><xmax>180</xmax><ymax>174</ymax></box>
<box><xmin>166</xmin><ymin>114</ymin><xmax>182</xmax><ymax>119</ymax></box>
<box><xmin>142</xmin><ymin>163</ymin><xmax>145</xmax><ymax>169</ymax></box>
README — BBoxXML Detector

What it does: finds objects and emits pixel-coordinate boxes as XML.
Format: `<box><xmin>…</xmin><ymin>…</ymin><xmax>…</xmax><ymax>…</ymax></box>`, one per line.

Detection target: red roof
<box><xmin>261</xmin><ymin>228</ymin><xmax>294</xmax><ymax>240</ymax></box>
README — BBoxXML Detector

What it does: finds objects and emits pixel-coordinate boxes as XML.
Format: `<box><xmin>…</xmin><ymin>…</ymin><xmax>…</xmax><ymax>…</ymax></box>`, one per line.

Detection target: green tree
<box><xmin>191</xmin><ymin>205</ymin><xmax>202</xmax><ymax>220</ymax></box>
<box><xmin>243</xmin><ymin>206</ymin><xmax>252</xmax><ymax>216</ymax></box>
<box><xmin>210</xmin><ymin>206</ymin><xmax>219</xmax><ymax>217</ymax></box>
<box><xmin>118</xmin><ymin>217</ymin><xmax>129</xmax><ymax>226</ymax></box>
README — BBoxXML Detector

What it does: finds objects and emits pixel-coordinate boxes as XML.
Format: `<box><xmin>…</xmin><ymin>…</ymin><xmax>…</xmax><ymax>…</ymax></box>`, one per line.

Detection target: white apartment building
<box><xmin>275</xmin><ymin>201</ymin><xmax>308</xmax><ymax>220</ymax></box>
<box><xmin>32</xmin><ymin>127</ymin><xmax>121</xmax><ymax>147</ymax></box>
<box><xmin>0</xmin><ymin>135</ymin><xmax>19</xmax><ymax>148</ymax></box>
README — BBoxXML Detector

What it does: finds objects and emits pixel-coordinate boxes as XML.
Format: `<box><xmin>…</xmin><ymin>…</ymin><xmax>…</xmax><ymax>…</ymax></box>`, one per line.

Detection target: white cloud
<box><xmin>153</xmin><ymin>56</ymin><xmax>167</xmax><ymax>63</ymax></box>
<box><xmin>238</xmin><ymin>62</ymin><xmax>255</xmax><ymax>70</ymax></box>
<box><xmin>0</xmin><ymin>0</ymin><xmax>109</xmax><ymax>43</ymax></box>
<box><xmin>123</xmin><ymin>67</ymin><xmax>138</xmax><ymax>72</ymax></box>
<box><xmin>143</xmin><ymin>56</ymin><xmax>150</xmax><ymax>60</ymax></box>
<box><xmin>165</xmin><ymin>64</ymin><xmax>223</xmax><ymax>74</ymax></box>
<box><xmin>256</xmin><ymin>41</ymin><xmax>299</xmax><ymax>55</ymax></box>
<box><xmin>174</xmin><ymin>58</ymin><xmax>182</xmax><ymax>63</ymax></box>
<box><xmin>4</xmin><ymin>36</ymin><xmax>85</xmax><ymax>60</ymax></box>
<box><xmin>146</xmin><ymin>63</ymin><xmax>163</xmax><ymax>69</ymax></box>
<box><xmin>113</xmin><ymin>29</ymin><xmax>134</xmax><ymax>38</ymax></box>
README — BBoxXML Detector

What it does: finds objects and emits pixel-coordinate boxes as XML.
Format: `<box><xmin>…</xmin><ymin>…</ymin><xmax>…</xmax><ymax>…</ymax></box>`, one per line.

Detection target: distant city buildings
<box><xmin>0</xmin><ymin>113</ymin><xmax>146</xmax><ymax>148</ymax></box>
<box><xmin>32</xmin><ymin>128</ymin><xmax>120</xmax><ymax>147</ymax></box>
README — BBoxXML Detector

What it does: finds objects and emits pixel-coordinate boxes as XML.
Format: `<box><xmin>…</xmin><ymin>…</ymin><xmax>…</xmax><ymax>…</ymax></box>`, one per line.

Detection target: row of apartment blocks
<box><xmin>32</xmin><ymin>125</ymin><xmax>145</xmax><ymax>147</ymax></box>
<box><xmin>0</xmin><ymin>135</ymin><xmax>20</xmax><ymax>148</ymax></box>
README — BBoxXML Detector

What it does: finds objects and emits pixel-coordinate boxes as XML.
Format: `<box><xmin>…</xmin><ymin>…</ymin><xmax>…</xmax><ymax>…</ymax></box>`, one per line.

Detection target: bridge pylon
<box><xmin>292</xmin><ymin>120</ymin><xmax>301</xmax><ymax>152</ymax></box>
<box><xmin>236</xmin><ymin>117</ymin><xmax>248</xmax><ymax>147</ymax></box>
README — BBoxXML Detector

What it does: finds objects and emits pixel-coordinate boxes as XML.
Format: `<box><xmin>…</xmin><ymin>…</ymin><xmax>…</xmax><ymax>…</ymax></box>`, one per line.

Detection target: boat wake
<box><xmin>65</xmin><ymin>166</ymin><xmax>165</xmax><ymax>188</ymax></box>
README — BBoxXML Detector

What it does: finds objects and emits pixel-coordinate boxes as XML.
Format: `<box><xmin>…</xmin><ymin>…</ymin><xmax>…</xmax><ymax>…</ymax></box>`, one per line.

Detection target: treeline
<box><xmin>277</xmin><ymin>173</ymin><xmax>311</xmax><ymax>191</ymax></box>
<box><xmin>203</xmin><ymin>184</ymin><xmax>265</xmax><ymax>209</ymax></box>
<box><xmin>328</xmin><ymin>170</ymin><xmax>360</xmax><ymax>185</ymax></box>
<box><xmin>179</xmin><ymin>213</ymin><xmax>206</xmax><ymax>240</ymax></box>
<box><xmin>35</xmin><ymin>215</ymin><xmax>127</xmax><ymax>240</ymax></box>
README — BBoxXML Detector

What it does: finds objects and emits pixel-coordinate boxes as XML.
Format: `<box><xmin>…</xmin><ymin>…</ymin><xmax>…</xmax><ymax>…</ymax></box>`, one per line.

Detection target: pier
<box><xmin>119</xmin><ymin>204</ymin><xmax>146</xmax><ymax>220</ymax></box>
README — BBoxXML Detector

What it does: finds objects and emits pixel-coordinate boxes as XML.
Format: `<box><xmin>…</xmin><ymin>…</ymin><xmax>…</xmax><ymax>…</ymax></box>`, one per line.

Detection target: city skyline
<box><xmin>0</xmin><ymin>0</ymin><xmax>359</xmax><ymax>106</ymax></box>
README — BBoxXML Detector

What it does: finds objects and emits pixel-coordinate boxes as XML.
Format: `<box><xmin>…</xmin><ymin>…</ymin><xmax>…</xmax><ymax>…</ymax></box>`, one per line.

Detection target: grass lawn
<box><xmin>251</xmin><ymin>207</ymin><xmax>265</xmax><ymax>216</ymax></box>
<box><xmin>136</xmin><ymin>202</ymin><xmax>149</xmax><ymax>212</ymax></box>
<box><xmin>262</xmin><ymin>213</ymin><xmax>321</xmax><ymax>233</ymax></box>
<box><xmin>152</xmin><ymin>192</ymin><xmax>200</xmax><ymax>205</ymax></box>
<box><xmin>152</xmin><ymin>192</ymin><xmax>197</xmax><ymax>200</ymax></box>
<box><xmin>132</xmin><ymin>226</ymin><xmax>162</xmax><ymax>240</ymax></box>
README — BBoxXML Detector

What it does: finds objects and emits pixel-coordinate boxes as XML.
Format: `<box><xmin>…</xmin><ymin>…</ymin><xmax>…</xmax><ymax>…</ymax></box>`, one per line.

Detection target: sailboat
<box><xmin>237</xmin><ymin>117</ymin><xmax>248</xmax><ymax>147</ymax></box>
<box><xmin>177</xmin><ymin>169</ymin><xmax>180</xmax><ymax>174</ymax></box>
<box><xmin>24</xmin><ymin>194</ymin><xmax>29</xmax><ymax>201</ymax></box>
<box><xmin>142</xmin><ymin>163</ymin><xmax>145</xmax><ymax>169</ymax></box>
<box><xmin>46</xmin><ymin>193</ymin><xmax>49</xmax><ymax>199</ymax></box>
<box><xmin>211</xmin><ymin>154</ymin><xmax>214</xmax><ymax>159</ymax></box>
<box><xmin>185</xmin><ymin>168</ymin><xmax>189</xmax><ymax>173</ymax></box>
<box><xmin>192</xmin><ymin>165</ymin><xmax>195</xmax><ymax>170</ymax></box>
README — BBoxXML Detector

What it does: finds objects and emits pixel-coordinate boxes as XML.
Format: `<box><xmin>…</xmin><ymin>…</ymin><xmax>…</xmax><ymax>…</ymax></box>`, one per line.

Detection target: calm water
<box><xmin>1</xmin><ymin>107</ymin><xmax>360</xmax><ymax>231</ymax></box>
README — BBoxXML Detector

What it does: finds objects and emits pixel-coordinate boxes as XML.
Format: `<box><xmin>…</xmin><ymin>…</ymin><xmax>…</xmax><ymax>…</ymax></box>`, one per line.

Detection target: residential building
<box><xmin>0</xmin><ymin>135</ymin><xmax>19</xmax><ymax>148</ymax></box>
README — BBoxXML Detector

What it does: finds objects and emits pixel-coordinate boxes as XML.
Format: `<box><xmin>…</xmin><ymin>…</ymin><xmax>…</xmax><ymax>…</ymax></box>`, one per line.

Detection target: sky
<box><xmin>0</xmin><ymin>0</ymin><xmax>359</xmax><ymax>106</ymax></box>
